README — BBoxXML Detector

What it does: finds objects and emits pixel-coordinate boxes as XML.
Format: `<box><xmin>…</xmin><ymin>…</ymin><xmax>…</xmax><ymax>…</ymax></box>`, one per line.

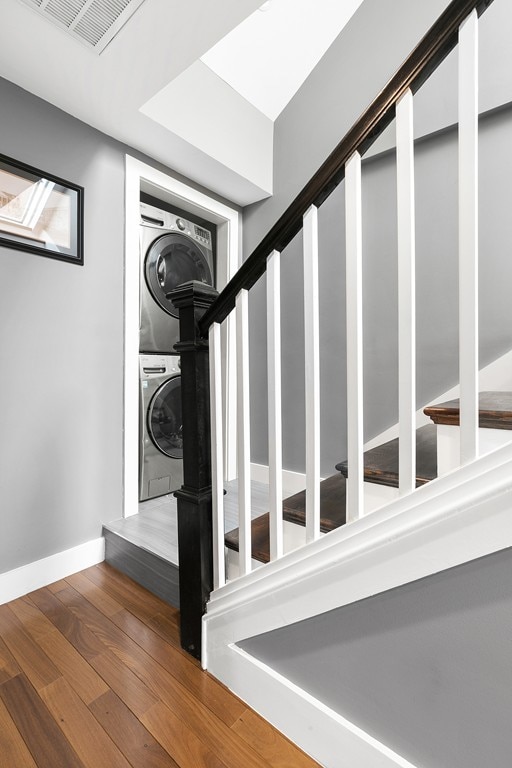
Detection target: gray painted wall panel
<box><xmin>0</xmin><ymin>79</ymin><xmax>125</xmax><ymax>572</ymax></box>
<box><xmin>239</xmin><ymin>546</ymin><xmax>512</xmax><ymax>768</ymax></box>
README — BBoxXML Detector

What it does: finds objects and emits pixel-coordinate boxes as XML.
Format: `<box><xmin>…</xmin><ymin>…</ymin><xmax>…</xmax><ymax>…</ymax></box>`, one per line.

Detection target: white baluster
<box><xmin>345</xmin><ymin>152</ymin><xmax>364</xmax><ymax>522</ymax></box>
<box><xmin>267</xmin><ymin>250</ymin><xmax>283</xmax><ymax>560</ymax></box>
<box><xmin>209</xmin><ymin>322</ymin><xmax>225</xmax><ymax>588</ymax></box>
<box><xmin>459</xmin><ymin>9</ymin><xmax>479</xmax><ymax>464</ymax></box>
<box><xmin>236</xmin><ymin>289</ymin><xmax>252</xmax><ymax>574</ymax></box>
<box><xmin>303</xmin><ymin>205</ymin><xmax>321</xmax><ymax>543</ymax></box>
<box><xmin>396</xmin><ymin>88</ymin><xmax>416</xmax><ymax>495</ymax></box>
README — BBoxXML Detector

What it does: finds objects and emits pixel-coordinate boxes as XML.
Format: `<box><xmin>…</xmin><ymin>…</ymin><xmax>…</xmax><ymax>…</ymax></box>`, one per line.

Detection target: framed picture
<box><xmin>0</xmin><ymin>153</ymin><xmax>83</xmax><ymax>265</ymax></box>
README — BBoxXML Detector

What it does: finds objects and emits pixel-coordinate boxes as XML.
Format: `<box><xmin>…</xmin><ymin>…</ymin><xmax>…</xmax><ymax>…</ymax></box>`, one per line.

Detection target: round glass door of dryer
<box><xmin>145</xmin><ymin>233</ymin><xmax>213</xmax><ymax>318</ymax></box>
<box><xmin>147</xmin><ymin>376</ymin><xmax>183</xmax><ymax>458</ymax></box>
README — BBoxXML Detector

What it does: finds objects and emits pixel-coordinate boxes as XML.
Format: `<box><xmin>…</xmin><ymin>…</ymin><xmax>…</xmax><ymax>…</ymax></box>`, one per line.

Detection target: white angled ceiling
<box><xmin>2</xmin><ymin>0</ymin><xmax>363</xmax><ymax>205</ymax></box>
<box><xmin>201</xmin><ymin>0</ymin><xmax>365</xmax><ymax>121</ymax></box>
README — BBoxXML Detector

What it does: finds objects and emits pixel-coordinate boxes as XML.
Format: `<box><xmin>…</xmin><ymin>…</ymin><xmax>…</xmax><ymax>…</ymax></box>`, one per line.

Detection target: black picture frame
<box><xmin>0</xmin><ymin>153</ymin><xmax>84</xmax><ymax>265</ymax></box>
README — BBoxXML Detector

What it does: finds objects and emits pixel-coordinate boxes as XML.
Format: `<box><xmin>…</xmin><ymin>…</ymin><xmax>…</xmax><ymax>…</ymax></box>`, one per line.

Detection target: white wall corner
<box><xmin>140</xmin><ymin>61</ymin><xmax>273</xmax><ymax>199</ymax></box>
<box><xmin>0</xmin><ymin>537</ymin><xmax>105</xmax><ymax>605</ymax></box>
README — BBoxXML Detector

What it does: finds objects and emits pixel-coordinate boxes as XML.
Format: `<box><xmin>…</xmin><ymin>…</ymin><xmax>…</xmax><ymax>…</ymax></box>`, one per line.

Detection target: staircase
<box><xmin>146</xmin><ymin>1</ymin><xmax>512</xmax><ymax>764</ymax></box>
<box><xmin>224</xmin><ymin>395</ymin><xmax>511</xmax><ymax>571</ymax></box>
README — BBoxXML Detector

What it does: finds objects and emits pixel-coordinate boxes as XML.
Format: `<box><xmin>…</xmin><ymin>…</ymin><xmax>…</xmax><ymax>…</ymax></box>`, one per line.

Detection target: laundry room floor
<box><xmin>104</xmin><ymin>478</ymin><xmax>271</xmax><ymax>566</ymax></box>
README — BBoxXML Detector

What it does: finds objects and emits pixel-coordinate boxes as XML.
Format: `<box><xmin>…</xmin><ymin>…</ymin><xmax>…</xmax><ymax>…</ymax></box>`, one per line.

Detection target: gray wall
<box><xmin>0</xmin><ymin>77</ymin><xmax>125</xmax><ymax>573</ymax></box>
<box><xmin>0</xmin><ymin>77</ymin><xmax>233</xmax><ymax>575</ymax></box>
<box><xmin>239</xmin><ymin>546</ymin><xmax>512</xmax><ymax>768</ymax></box>
<box><xmin>245</xmin><ymin>0</ymin><xmax>512</xmax><ymax>476</ymax></box>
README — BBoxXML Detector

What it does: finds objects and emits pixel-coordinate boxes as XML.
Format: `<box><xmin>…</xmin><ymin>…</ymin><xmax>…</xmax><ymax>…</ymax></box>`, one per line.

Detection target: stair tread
<box><xmin>335</xmin><ymin>423</ymin><xmax>437</xmax><ymax>488</ymax></box>
<box><xmin>424</xmin><ymin>391</ymin><xmax>512</xmax><ymax>429</ymax></box>
<box><xmin>224</xmin><ymin>473</ymin><xmax>347</xmax><ymax>564</ymax></box>
<box><xmin>282</xmin><ymin>473</ymin><xmax>347</xmax><ymax>532</ymax></box>
<box><xmin>224</xmin><ymin>513</ymin><xmax>273</xmax><ymax>564</ymax></box>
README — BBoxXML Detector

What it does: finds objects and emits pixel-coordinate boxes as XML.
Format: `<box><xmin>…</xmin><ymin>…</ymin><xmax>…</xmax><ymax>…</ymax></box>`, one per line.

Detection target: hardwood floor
<box><xmin>0</xmin><ymin>563</ymin><xmax>320</xmax><ymax>768</ymax></box>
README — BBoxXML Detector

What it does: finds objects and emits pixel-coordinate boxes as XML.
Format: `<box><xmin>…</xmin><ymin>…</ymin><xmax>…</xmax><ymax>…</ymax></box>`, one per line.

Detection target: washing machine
<box><xmin>139</xmin><ymin>201</ymin><xmax>215</xmax><ymax>354</ymax></box>
<box><xmin>139</xmin><ymin>353</ymin><xmax>183</xmax><ymax>502</ymax></box>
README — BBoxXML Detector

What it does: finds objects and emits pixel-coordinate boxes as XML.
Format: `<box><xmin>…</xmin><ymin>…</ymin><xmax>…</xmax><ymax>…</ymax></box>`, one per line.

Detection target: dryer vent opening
<box><xmin>18</xmin><ymin>0</ymin><xmax>148</xmax><ymax>53</ymax></box>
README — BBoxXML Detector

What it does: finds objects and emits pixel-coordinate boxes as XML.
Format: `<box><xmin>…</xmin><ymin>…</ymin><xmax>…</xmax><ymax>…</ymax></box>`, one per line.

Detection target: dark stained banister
<box><xmin>199</xmin><ymin>0</ymin><xmax>494</xmax><ymax>335</ymax></box>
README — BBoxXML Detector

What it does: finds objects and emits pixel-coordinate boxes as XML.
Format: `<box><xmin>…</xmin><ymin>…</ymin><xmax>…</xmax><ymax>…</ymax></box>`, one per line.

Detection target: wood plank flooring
<box><xmin>0</xmin><ymin>562</ymin><xmax>320</xmax><ymax>768</ymax></box>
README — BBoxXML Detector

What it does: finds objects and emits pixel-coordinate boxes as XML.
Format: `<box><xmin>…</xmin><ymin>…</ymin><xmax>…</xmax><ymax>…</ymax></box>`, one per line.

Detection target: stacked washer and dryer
<box><xmin>139</xmin><ymin>201</ymin><xmax>215</xmax><ymax>502</ymax></box>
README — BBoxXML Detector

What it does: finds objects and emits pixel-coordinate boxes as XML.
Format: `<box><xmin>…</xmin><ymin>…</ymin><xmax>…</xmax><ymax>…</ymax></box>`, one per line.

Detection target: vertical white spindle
<box><xmin>209</xmin><ymin>322</ymin><xmax>225</xmax><ymax>588</ymax></box>
<box><xmin>459</xmin><ymin>10</ymin><xmax>479</xmax><ymax>464</ymax></box>
<box><xmin>345</xmin><ymin>152</ymin><xmax>364</xmax><ymax>522</ymax></box>
<box><xmin>236</xmin><ymin>289</ymin><xmax>252</xmax><ymax>574</ymax></box>
<box><xmin>303</xmin><ymin>205</ymin><xmax>321</xmax><ymax>543</ymax></box>
<box><xmin>396</xmin><ymin>88</ymin><xmax>416</xmax><ymax>495</ymax></box>
<box><xmin>267</xmin><ymin>250</ymin><xmax>283</xmax><ymax>560</ymax></box>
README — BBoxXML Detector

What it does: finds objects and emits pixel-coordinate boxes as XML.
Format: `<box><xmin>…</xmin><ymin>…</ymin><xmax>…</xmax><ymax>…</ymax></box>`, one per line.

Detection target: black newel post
<box><xmin>170</xmin><ymin>280</ymin><xmax>219</xmax><ymax>661</ymax></box>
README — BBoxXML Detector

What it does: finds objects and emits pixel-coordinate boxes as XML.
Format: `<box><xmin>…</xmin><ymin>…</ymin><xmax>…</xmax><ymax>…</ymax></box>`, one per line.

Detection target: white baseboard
<box><xmin>0</xmin><ymin>537</ymin><xmax>105</xmax><ymax>605</ymax></box>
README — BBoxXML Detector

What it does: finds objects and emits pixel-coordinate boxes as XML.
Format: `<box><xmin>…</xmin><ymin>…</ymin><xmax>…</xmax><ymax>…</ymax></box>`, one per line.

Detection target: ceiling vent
<box><xmin>18</xmin><ymin>0</ymin><xmax>147</xmax><ymax>53</ymax></box>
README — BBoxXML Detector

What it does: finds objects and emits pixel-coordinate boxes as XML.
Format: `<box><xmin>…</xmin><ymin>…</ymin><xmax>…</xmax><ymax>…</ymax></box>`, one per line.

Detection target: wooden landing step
<box><xmin>335</xmin><ymin>423</ymin><xmax>437</xmax><ymax>487</ymax></box>
<box><xmin>424</xmin><ymin>391</ymin><xmax>512</xmax><ymax>429</ymax></box>
<box><xmin>102</xmin><ymin>526</ymin><xmax>180</xmax><ymax>609</ymax></box>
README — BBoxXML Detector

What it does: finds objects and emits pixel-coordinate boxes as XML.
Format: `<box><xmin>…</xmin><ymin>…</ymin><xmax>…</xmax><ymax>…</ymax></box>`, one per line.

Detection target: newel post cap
<box><xmin>167</xmin><ymin>280</ymin><xmax>218</xmax><ymax>309</ymax></box>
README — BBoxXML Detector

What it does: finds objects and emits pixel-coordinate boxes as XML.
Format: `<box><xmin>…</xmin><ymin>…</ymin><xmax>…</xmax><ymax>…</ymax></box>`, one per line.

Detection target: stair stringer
<box><xmin>204</xmin><ymin>441</ymin><xmax>512</xmax><ymax>768</ymax></box>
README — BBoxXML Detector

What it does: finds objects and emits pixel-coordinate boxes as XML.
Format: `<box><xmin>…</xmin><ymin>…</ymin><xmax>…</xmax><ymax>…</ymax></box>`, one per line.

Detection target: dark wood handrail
<box><xmin>200</xmin><ymin>0</ymin><xmax>494</xmax><ymax>335</ymax></box>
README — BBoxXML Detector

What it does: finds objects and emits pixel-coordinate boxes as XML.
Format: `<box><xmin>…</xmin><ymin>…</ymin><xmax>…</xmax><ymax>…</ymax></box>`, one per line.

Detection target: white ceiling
<box><xmin>1</xmin><ymin>0</ymin><xmax>362</xmax><ymax>206</ymax></box>
<box><xmin>201</xmin><ymin>0</ymin><xmax>364</xmax><ymax>121</ymax></box>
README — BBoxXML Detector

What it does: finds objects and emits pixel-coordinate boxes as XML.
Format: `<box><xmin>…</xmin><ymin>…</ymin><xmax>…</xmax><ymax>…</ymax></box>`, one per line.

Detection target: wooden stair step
<box><xmin>224</xmin><ymin>473</ymin><xmax>347</xmax><ymax>564</ymax></box>
<box><xmin>424</xmin><ymin>391</ymin><xmax>512</xmax><ymax>430</ymax></box>
<box><xmin>335</xmin><ymin>423</ymin><xmax>437</xmax><ymax>488</ymax></box>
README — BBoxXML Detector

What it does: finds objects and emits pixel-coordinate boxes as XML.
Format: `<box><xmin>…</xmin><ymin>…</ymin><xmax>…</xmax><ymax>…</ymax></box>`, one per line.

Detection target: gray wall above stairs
<box><xmin>244</xmin><ymin>0</ymin><xmax>512</xmax><ymax>477</ymax></box>
<box><xmin>239</xmin><ymin>545</ymin><xmax>512</xmax><ymax>768</ymax></box>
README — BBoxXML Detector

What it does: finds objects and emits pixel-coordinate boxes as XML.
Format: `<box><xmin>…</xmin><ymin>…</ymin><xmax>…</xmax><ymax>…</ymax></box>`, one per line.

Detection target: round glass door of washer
<box><xmin>145</xmin><ymin>233</ymin><xmax>212</xmax><ymax>318</ymax></box>
<box><xmin>147</xmin><ymin>376</ymin><xmax>183</xmax><ymax>458</ymax></box>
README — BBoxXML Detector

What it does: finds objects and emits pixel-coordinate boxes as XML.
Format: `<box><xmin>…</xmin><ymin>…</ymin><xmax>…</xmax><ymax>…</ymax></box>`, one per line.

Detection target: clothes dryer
<box><xmin>139</xmin><ymin>202</ymin><xmax>215</xmax><ymax>354</ymax></box>
<box><xmin>139</xmin><ymin>353</ymin><xmax>183</xmax><ymax>502</ymax></box>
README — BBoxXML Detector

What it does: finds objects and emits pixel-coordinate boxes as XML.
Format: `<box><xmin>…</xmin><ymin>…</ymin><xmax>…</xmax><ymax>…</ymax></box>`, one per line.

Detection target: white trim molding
<box><xmin>219</xmin><ymin>647</ymin><xmax>419</xmax><ymax>768</ymax></box>
<box><xmin>0</xmin><ymin>538</ymin><xmax>105</xmax><ymax>605</ymax></box>
<box><xmin>124</xmin><ymin>156</ymin><xmax>241</xmax><ymax>517</ymax></box>
<box><xmin>205</xmin><ymin>441</ymin><xmax>512</xmax><ymax>764</ymax></box>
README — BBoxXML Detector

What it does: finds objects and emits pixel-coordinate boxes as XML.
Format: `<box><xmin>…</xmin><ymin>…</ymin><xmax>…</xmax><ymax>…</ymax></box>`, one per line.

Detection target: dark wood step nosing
<box><xmin>424</xmin><ymin>391</ymin><xmax>512</xmax><ymax>430</ymax></box>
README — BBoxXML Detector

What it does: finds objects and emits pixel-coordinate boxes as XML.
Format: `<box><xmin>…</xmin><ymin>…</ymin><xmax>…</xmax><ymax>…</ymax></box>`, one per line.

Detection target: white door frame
<box><xmin>124</xmin><ymin>156</ymin><xmax>240</xmax><ymax>518</ymax></box>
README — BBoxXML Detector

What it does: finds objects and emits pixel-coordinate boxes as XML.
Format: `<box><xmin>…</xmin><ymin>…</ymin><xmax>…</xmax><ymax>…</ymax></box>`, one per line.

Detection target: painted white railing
<box><xmin>205</xmin><ymin>5</ymin><xmax>490</xmax><ymax>589</ymax></box>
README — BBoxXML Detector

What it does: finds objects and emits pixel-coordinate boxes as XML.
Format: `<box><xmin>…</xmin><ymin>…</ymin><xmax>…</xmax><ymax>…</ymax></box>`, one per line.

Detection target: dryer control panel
<box><xmin>140</xmin><ymin>202</ymin><xmax>212</xmax><ymax>248</ymax></box>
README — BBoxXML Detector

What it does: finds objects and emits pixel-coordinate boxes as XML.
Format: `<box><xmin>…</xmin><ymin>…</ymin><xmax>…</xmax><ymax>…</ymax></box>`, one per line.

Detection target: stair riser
<box><xmin>437</xmin><ymin>425</ymin><xmax>512</xmax><ymax>476</ymax></box>
<box><xmin>363</xmin><ymin>482</ymin><xmax>400</xmax><ymax>514</ymax></box>
<box><xmin>103</xmin><ymin>529</ymin><xmax>180</xmax><ymax>608</ymax></box>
